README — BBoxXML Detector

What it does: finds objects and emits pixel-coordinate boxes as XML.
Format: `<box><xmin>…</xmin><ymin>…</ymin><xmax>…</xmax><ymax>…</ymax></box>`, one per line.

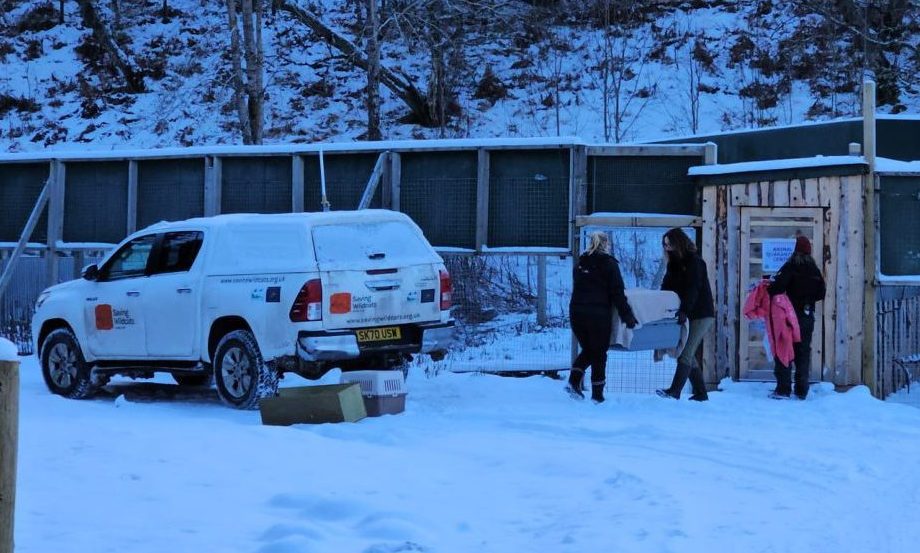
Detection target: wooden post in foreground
<box><xmin>0</xmin><ymin>355</ymin><xmax>20</xmax><ymax>553</ymax></box>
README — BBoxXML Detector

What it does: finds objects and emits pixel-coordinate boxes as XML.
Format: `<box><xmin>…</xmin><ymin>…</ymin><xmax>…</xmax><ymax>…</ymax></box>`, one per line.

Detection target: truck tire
<box><xmin>40</xmin><ymin>328</ymin><xmax>97</xmax><ymax>399</ymax></box>
<box><xmin>213</xmin><ymin>330</ymin><xmax>279</xmax><ymax>410</ymax></box>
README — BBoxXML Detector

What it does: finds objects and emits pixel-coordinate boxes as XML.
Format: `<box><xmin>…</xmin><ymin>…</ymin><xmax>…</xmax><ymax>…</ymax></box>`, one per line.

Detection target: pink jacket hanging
<box><xmin>743</xmin><ymin>280</ymin><xmax>801</xmax><ymax>367</ymax></box>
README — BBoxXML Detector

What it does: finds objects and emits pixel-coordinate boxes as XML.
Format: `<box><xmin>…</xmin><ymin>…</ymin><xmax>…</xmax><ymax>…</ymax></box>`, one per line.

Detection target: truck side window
<box><xmin>100</xmin><ymin>234</ymin><xmax>158</xmax><ymax>281</ymax></box>
<box><xmin>153</xmin><ymin>231</ymin><xmax>204</xmax><ymax>274</ymax></box>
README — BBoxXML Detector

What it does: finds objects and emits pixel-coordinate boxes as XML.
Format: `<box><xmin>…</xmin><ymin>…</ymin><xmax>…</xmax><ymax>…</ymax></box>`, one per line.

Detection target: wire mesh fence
<box><xmin>0</xmin><ymin>251</ymin><xmax>108</xmax><ymax>355</ymax></box>
<box><xmin>876</xmin><ymin>289</ymin><xmax>920</xmax><ymax>399</ymax></box>
<box><xmin>415</xmin><ymin>253</ymin><xmax>681</xmax><ymax>395</ymax></box>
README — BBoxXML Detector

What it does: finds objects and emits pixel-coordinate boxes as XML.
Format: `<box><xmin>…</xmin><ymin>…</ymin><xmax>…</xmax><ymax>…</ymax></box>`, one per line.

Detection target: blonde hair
<box><xmin>584</xmin><ymin>231</ymin><xmax>610</xmax><ymax>255</ymax></box>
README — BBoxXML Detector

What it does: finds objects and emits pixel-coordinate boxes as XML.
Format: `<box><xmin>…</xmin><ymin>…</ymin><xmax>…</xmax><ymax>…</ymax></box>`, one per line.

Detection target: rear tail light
<box><xmin>439</xmin><ymin>269</ymin><xmax>452</xmax><ymax>311</ymax></box>
<box><xmin>290</xmin><ymin>279</ymin><xmax>323</xmax><ymax>321</ymax></box>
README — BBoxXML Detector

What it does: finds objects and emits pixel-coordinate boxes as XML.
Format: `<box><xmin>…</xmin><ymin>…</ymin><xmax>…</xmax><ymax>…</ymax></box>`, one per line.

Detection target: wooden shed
<box><xmin>690</xmin><ymin>148</ymin><xmax>920</xmax><ymax>399</ymax></box>
<box><xmin>691</xmin><ymin>157</ymin><xmax>872</xmax><ymax>391</ymax></box>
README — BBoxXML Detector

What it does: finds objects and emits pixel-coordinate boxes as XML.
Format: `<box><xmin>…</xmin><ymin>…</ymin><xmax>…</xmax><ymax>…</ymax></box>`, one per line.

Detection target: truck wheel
<box><xmin>40</xmin><ymin>328</ymin><xmax>97</xmax><ymax>399</ymax></box>
<box><xmin>172</xmin><ymin>373</ymin><xmax>213</xmax><ymax>387</ymax></box>
<box><xmin>213</xmin><ymin>330</ymin><xmax>278</xmax><ymax>410</ymax></box>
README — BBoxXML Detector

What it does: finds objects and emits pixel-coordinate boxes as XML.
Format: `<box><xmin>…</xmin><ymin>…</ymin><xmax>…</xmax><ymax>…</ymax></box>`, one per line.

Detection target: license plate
<box><xmin>355</xmin><ymin>326</ymin><xmax>401</xmax><ymax>342</ymax></box>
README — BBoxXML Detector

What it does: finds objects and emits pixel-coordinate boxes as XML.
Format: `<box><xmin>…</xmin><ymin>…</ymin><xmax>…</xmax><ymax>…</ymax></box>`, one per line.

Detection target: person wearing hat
<box><xmin>767</xmin><ymin>235</ymin><xmax>826</xmax><ymax>399</ymax></box>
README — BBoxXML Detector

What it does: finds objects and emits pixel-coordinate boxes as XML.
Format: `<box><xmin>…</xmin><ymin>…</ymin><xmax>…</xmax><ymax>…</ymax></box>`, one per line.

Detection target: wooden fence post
<box><xmin>0</xmin><ymin>352</ymin><xmax>20</xmax><ymax>553</ymax></box>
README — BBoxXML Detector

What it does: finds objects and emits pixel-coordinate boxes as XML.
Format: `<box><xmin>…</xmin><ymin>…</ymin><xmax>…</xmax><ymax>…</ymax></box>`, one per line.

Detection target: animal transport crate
<box><xmin>339</xmin><ymin>370</ymin><xmax>407</xmax><ymax>416</ymax></box>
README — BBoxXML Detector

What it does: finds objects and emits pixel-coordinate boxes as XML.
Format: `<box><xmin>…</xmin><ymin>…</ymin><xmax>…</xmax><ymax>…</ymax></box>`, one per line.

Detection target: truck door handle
<box><xmin>365</xmin><ymin>279</ymin><xmax>400</xmax><ymax>291</ymax></box>
<box><xmin>126</xmin><ymin>291</ymin><xmax>140</xmax><ymax>297</ymax></box>
<box><xmin>177</xmin><ymin>288</ymin><xmax>192</xmax><ymax>294</ymax></box>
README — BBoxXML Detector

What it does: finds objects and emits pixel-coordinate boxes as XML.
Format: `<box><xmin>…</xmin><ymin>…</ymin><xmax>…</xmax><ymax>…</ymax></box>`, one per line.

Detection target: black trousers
<box><xmin>570</xmin><ymin>307</ymin><xmax>612</xmax><ymax>386</ymax></box>
<box><xmin>774</xmin><ymin>311</ymin><xmax>814</xmax><ymax>397</ymax></box>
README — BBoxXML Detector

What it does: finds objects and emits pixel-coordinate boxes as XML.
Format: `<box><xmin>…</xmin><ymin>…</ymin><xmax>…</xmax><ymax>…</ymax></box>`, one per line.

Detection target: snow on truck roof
<box><xmin>141</xmin><ymin>210</ymin><xmax>414</xmax><ymax>233</ymax></box>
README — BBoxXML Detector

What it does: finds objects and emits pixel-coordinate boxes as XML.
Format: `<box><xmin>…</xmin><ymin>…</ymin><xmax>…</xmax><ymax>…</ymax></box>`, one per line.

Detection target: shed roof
<box><xmin>689</xmin><ymin>155</ymin><xmax>869</xmax><ymax>186</ymax></box>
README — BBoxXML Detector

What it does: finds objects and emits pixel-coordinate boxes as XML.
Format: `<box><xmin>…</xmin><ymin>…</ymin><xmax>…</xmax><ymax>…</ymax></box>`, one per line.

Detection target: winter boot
<box><xmin>591</xmin><ymin>382</ymin><xmax>606</xmax><ymax>404</ymax></box>
<box><xmin>657</xmin><ymin>362</ymin><xmax>691</xmax><ymax>399</ymax></box>
<box><xmin>565</xmin><ymin>368</ymin><xmax>585</xmax><ymax>400</ymax></box>
<box><xmin>773</xmin><ymin>361</ymin><xmax>792</xmax><ymax>397</ymax></box>
<box><xmin>687</xmin><ymin>365</ymin><xmax>709</xmax><ymax>402</ymax></box>
<box><xmin>793</xmin><ymin>368</ymin><xmax>809</xmax><ymax>400</ymax></box>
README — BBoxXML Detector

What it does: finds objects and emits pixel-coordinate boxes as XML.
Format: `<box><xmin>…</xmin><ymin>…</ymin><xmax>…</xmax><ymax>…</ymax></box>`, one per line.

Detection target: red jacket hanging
<box><xmin>743</xmin><ymin>280</ymin><xmax>801</xmax><ymax>367</ymax></box>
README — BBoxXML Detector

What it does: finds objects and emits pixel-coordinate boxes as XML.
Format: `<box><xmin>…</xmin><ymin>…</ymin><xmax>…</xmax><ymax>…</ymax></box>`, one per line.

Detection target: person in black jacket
<box><xmin>567</xmin><ymin>231</ymin><xmax>638</xmax><ymax>403</ymax></box>
<box><xmin>767</xmin><ymin>235</ymin><xmax>826</xmax><ymax>400</ymax></box>
<box><xmin>656</xmin><ymin>228</ymin><xmax>715</xmax><ymax>401</ymax></box>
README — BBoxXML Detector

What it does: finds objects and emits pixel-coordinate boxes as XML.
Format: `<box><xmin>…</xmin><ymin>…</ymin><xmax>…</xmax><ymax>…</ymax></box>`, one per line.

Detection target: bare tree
<box><xmin>225</xmin><ymin>0</ymin><xmax>252</xmax><ymax>143</ymax></box>
<box><xmin>76</xmin><ymin>0</ymin><xmax>145</xmax><ymax>92</ymax></box>
<box><xmin>794</xmin><ymin>0</ymin><xmax>919</xmax><ymax>107</ymax></box>
<box><xmin>590</xmin><ymin>0</ymin><xmax>657</xmax><ymax>142</ymax></box>
<box><xmin>225</xmin><ymin>0</ymin><xmax>264</xmax><ymax>144</ymax></box>
<box><xmin>669</xmin><ymin>20</ymin><xmax>717</xmax><ymax>135</ymax></box>
<box><xmin>278</xmin><ymin>0</ymin><xmax>430</xmax><ymax>125</ymax></box>
<box><xmin>366</xmin><ymin>0</ymin><xmax>382</xmax><ymax>140</ymax></box>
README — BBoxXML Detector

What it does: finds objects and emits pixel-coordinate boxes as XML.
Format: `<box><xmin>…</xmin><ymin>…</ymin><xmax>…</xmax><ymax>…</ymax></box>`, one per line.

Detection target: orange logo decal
<box><xmin>95</xmin><ymin>304</ymin><xmax>114</xmax><ymax>330</ymax></box>
<box><xmin>330</xmin><ymin>292</ymin><xmax>352</xmax><ymax>314</ymax></box>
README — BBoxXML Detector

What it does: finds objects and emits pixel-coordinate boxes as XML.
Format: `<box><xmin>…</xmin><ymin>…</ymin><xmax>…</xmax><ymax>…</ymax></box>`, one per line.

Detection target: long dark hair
<box><xmin>663</xmin><ymin>228</ymin><xmax>696</xmax><ymax>260</ymax></box>
<box><xmin>790</xmin><ymin>251</ymin><xmax>819</xmax><ymax>270</ymax></box>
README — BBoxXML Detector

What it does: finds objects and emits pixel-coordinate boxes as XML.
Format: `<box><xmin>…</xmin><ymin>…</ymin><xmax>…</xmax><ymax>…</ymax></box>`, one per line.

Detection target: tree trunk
<box><xmin>77</xmin><ymin>0</ymin><xmax>145</xmax><ymax>92</ymax></box>
<box><xmin>427</xmin><ymin>42</ymin><xmax>446</xmax><ymax>134</ymax></box>
<box><xmin>240</xmin><ymin>0</ymin><xmax>264</xmax><ymax>144</ymax></box>
<box><xmin>366</xmin><ymin>0</ymin><xmax>381</xmax><ymax>140</ymax></box>
<box><xmin>59</xmin><ymin>0</ymin><xmax>65</xmax><ymax>24</ymax></box>
<box><xmin>225</xmin><ymin>0</ymin><xmax>252</xmax><ymax>144</ymax></box>
<box><xmin>278</xmin><ymin>0</ymin><xmax>434</xmax><ymax>126</ymax></box>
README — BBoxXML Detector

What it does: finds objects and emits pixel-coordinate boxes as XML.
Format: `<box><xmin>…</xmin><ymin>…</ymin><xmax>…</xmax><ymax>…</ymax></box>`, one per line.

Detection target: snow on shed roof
<box><xmin>876</xmin><ymin>158</ymin><xmax>920</xmax><ymax>174</ymax></box>
<box><xmin>688</xmin><ymin>155</ymin><xmax>867</xmax><ymax>176</ymax></box>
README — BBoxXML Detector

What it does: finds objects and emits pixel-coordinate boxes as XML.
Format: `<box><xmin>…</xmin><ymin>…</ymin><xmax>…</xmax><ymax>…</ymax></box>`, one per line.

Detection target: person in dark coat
<box><xmin>767</xmin><ymin>235</ymin><xmax>826</xmax><ymax>399</ymax></box>
<box><xmin>656</xmin><ymin>227</ymin><xmax>715</xmax><ymax>401</ymax></box>
<box><xmin>567</xmin><ymin>231</ymin><xmax>638</xmax><ymax>403</ymax></box>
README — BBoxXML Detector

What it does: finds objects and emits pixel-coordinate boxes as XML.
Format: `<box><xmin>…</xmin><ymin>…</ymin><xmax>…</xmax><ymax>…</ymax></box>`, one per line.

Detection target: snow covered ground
<box><xmin>11</xmin><ymin>354</ymin><xmax>920</xmax><ymax>553</ymax></box>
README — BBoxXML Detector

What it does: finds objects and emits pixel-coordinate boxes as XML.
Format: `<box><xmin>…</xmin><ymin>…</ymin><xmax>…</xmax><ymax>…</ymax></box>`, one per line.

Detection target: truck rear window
<box><xmin>312</xmin><ymin>221</ymin><xmax>435</xmax><ymax>267</ymax></box>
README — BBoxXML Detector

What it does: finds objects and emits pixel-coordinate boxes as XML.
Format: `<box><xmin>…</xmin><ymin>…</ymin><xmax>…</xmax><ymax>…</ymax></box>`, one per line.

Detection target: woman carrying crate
<box><xmin>656</xmin><ymin>228</ymin><xmax>715</xmax><ymax>401</ymax></box>
<box><xmin>566</xmin><ymin>231</ymin><xmax>638</xmax><ymax>404</ymax></box>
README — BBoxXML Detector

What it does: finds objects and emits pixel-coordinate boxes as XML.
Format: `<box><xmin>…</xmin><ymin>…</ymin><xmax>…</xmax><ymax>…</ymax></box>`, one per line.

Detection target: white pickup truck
<box><xmin>32</xmin><ymin>210</ymin><xmax>455</xmax><ymax>409</ymax></box>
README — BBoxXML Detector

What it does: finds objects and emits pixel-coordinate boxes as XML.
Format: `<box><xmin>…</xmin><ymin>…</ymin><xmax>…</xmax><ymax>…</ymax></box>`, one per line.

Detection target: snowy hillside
<box><xmin>1</xmin><ymin>0</ymin><xmax>918</xmax><ymax>152</ymax></box>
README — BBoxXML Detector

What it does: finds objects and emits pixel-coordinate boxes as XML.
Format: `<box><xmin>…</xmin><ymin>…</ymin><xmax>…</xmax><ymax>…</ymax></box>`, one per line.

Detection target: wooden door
<box><xmin>739</xmin><ymin>208</ymin><xmax>824</xmax><ymax>381</ymax></box>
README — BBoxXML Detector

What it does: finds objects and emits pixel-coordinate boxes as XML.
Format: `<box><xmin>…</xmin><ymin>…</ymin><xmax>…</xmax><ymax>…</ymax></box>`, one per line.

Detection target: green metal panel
<box><xmin>589</xmin><ymin>156</ymin><xmax>699</xmax><ymax>215</ymax></box>
<box><xmin>653</xmin><ymin>119</ymin><xmax>920</xmax><ymax>163</ymax></box>
<box><xmin>137</xmin><ymin>158</ymin><xmax>205</xmax><ymax>229</ymax></box>
<box><xmin>654</xmin><ymin>121</ymin><xmax>862</xmax><ymax>164</ymax></box>
<box><xmin>400</xmin><ymin>151</ymin><xmax>477</xmax><ymax>249</ymax></box>
<box><xmin>301</xmin><ymin>153</ymin><xmax>380</xmax><ymax>212</ymax></box>
<box><xmin>0</xmin><ymin>163</ymin><xmax>48</xmax><ymax>242</ymax></box>
<box><xmin>879</xmin><ymin>175</ymin><xmax>920</xmax><ymax>276</ymax></box>
<box><xmin>64</xmin><ymin>161</ymin><xmax>128</xmax><ymax>243</ymax></box>
<box><xmin>487</xmin><ymin>149</ymin><xmax>569</xmax><ymax>248</ymax></box>
<box><xmin>221</xmin><ymin>156</ymin><xmax>292</xmax><ymax>214</ymax></box>
<box><xmin>878</xmin><ymin>119</ymin><xmax>920</xmax><ymax>162</ymax></box>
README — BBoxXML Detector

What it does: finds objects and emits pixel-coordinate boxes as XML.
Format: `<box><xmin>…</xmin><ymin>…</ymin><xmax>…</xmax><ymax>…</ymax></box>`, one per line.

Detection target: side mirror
<box><xmin>82</xmin><ymin>264</ymin><xmax>99</xmax><ymax>281</ymax></box>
